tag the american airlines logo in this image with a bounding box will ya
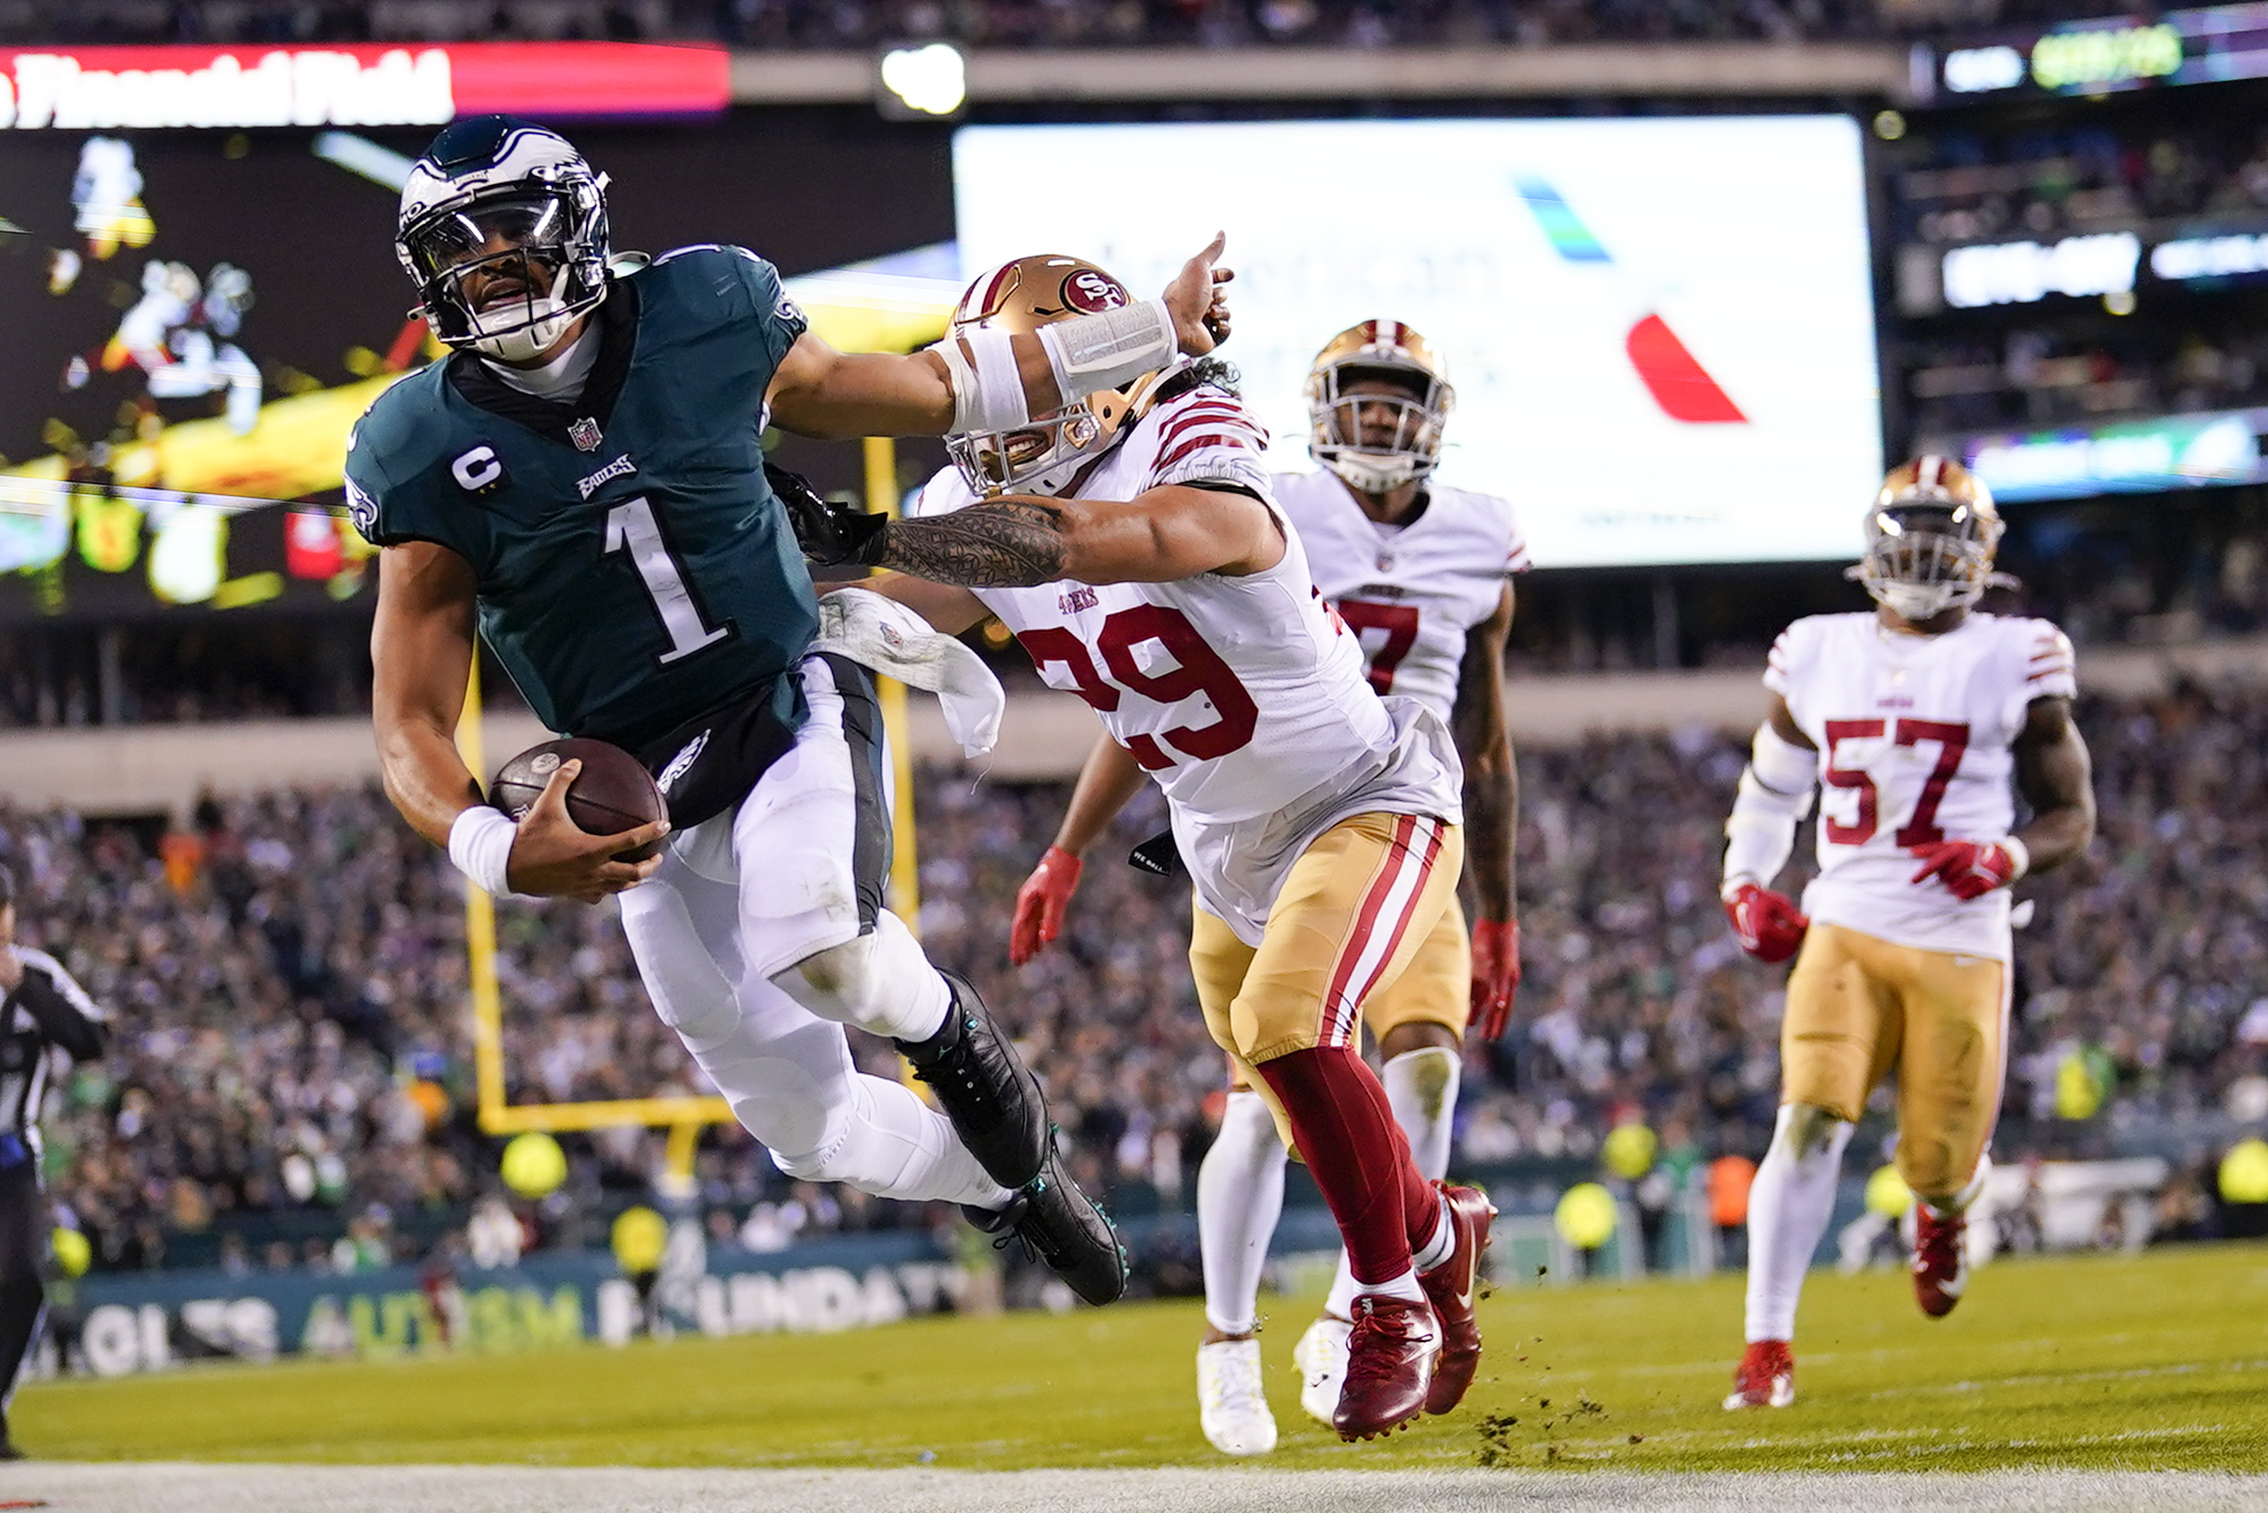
[1514,177,1748,424]
[0,47,451,130]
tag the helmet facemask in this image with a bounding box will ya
[947,396,1117,498]
[1857,502,2000,621]
[1308,362,1452,495]
[399,174,609,363]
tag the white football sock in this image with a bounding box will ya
[1411,1190,1455,1273]
[1354,1267,1427,1306]
[782,1073,1013,1209]
[1319,1045,1461,1314]
[771,910,952,1043]
[1197,1089,1287,1336]
[1744,1104,1854,1344]
[1381,1045,1460,1180]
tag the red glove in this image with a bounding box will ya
[1469,918,1522,1041]
[1909,839,2023,901]
[1008,845,1083,966]
[1724,882,1809,964]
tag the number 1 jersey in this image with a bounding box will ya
[345,245,815,751]
[912,380,1464,944]
[1768,611,2077,960]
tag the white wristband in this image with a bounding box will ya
[1037,296,1174,404]
[2001,835,2030,881]
[448,805,517,897]
[941,325,1030,434]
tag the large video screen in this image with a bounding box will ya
[954,117,1885,569]
[0,111,952,621]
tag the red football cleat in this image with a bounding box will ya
[1913,1204,1969,1318]
[1723,1339,1795,1409]
[1417,1182,1496,1415]
[1332,1293,1439,1442]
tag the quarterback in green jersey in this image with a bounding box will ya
[357,116,1233,1308]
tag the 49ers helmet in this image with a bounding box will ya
[1305,319,1455,494]
[943,254,1171,497]
[1854,455,2008,621]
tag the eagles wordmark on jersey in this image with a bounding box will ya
[347,243,815,753]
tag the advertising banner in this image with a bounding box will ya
[955,117,1885,568]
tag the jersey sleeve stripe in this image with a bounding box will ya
[1157,413,1265,451]
[1156,430,1263,471]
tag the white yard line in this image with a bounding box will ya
[4,1464,2267,1513]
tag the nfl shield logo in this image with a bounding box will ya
[569,417,602,452]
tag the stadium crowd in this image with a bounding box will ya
[7,675,2267,1271]
[0,0,2159,48]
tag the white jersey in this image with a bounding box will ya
[1273,469,1528,724]
[914,382,1463,944]
[1767,611,2077,960]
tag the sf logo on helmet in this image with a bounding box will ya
[1063,270,1128,313]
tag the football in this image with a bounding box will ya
[490,737,669,863]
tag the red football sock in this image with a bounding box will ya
[1255,1045,1435,1285]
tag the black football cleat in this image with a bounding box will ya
[965,1143,1130,1307]
[897,971,1048,1190]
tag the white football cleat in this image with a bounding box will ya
[1197,1338,1278,1456]
[1292,1314,1353,1426]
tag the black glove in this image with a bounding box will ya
[766,461,889,567]
[1128,829,1185,879]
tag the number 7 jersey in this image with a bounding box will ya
[912,380,1464,944]
[1768,610,2077,960]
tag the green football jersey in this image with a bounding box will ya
[346,245,816,751]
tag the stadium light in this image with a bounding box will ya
[877,42,966,120]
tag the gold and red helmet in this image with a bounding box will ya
[943,253,1170,497]
[1304,319,1455,494]
[1856,454,2007,620]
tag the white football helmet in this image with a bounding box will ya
[1305,319,1455,494]
[1854,455,2009,622]
[395,115,611,363]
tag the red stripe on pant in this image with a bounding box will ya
[1321,816,1441,1046]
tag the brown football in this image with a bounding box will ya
[490,738,669,863]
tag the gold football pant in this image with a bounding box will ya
[1192,812,1462,1147]
[1781,921,2010,1199]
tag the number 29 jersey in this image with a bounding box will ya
[912,381,1464,945]
[1272,469,1528,724]
[1767,611,2077,961]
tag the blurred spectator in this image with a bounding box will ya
[6,678,2268,1266]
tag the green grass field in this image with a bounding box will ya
[16,1244,2268,1473]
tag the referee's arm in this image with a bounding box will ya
[7,953,105,1063]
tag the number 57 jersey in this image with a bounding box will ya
[912,381,1464,944]
[1769,611,2077,961]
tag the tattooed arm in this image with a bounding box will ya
[870,485,1283,588]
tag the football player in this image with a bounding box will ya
[1203,320,1526,1448]
[1719,457,2095,1409]
[799,255,1497,1445]
[1004,320,1525,1452]
[358,118,1229,1310]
